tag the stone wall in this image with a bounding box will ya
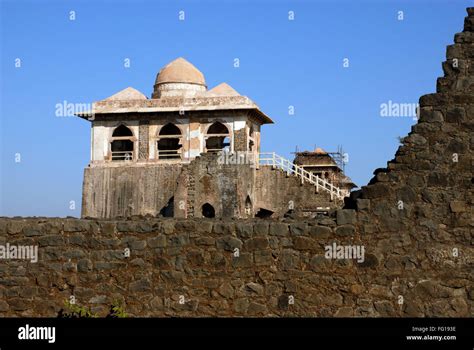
[83,153,337,219]
[255,167,340,216]
[82,165,182,218]
[0,213,471,317]
[176,153,256,218]
[0,7,472,318]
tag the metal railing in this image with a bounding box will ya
[111,151,133,161]
[257,152,345,201]
[157,150,182,159]
[206,146,231,154]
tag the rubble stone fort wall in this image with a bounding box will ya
[0,8,472,317]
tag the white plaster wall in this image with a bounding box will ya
[91,120,139,162]
[90,113,254,163]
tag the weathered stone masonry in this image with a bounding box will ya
[0,8,472,317]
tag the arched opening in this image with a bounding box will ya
[255,208,274,219]
[159,196,174,217]
[202,203,215,218]
[206,122,230,153]
[111,124,134,161]
[158,123,182,159]
[113,124,133,137]
[245,195,252,216]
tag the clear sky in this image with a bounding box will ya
[0,0,471,217]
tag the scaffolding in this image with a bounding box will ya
[328,145,347,174]
[293,144,347,174]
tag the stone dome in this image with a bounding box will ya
[152,58,207,98]
[155,57,206,86]
[104,87,147,101]
[208,83,240,96]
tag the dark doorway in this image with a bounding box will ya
[202,203,215,218]
[160,197,174,217]
[255,208,274,218]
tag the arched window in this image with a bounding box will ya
[157,123,182,159]
[245,195,252,216]
[205,122,230,153]
[112,124,133,137]
[111,124,134,161]
[202,203,215,218]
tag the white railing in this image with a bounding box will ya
[111,151,133,161]
[157,150,182,159]
[257,152,345,201]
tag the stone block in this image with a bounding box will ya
[63,220,90,232]
[245,282,264,295]
[38,235,64,247]
[289,223,307,236]
[335,225,356,236]
[147,235,167,248]
[244,237,269,251]
[216,236,242,251]
[293,236,317,250]
[129,279,152,293]
[269,223,289,236]
[308,225,332,238]
[232,253,253,268]
[236,223,253,238]
[450,200,466,212]
[247,302,267,315]
[254,250,273,266]
[446,106,466,123]
[253,222,269,236]
[336,209,356,225]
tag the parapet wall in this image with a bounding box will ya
[0,213,471,317]
[0,7,473,318]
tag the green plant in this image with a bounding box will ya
[59,300,97,318]
[108,300,127,318]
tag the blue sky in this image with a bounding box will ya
[0,0,471,217]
